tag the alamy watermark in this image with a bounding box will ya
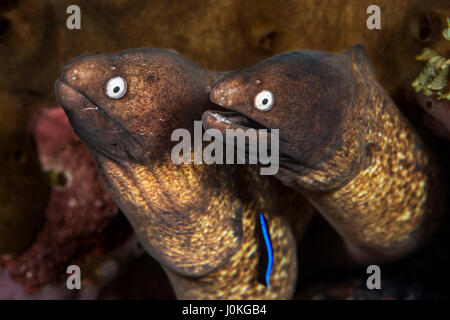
[171,121,279,175]
[66,5,81,30]
[65,5,379,31]
[366,264,381,290]
[66,264,81,290]
[366,5,381,30]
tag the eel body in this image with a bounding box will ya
[55,48,314,299]
[206,44,445,263]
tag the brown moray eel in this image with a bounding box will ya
[55,48,314,299]
[206,44,445,263]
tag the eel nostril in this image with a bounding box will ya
[425,100,434,110]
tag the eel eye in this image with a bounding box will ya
[106,76,127,99]
[254,90,274,111]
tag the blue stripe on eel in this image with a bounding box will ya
[259,213,273,288]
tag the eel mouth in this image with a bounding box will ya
[55,78,134,161]
[202,110,305,169]
[202,111,271,138]
[202,110,286,163]
[202,110,269,133]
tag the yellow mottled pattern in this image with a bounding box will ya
[94,152,313,299]
[302,62,441,258]
[96,155,243,275]
[318,100,430,250]
[166,198,299,300]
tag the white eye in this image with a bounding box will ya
[106,76,127,99]
[254,90,274,111]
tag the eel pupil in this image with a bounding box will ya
[257,213,273,288]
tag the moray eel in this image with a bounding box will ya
[206,44,444,263]
[55,48,314,299]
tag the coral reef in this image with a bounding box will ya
[1,108,132,292]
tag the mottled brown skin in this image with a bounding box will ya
[207,45,444,263]
[55,48,314,299]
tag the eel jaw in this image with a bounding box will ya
[202,110,268,132]
[55,78,133,162]
[202,111,312,174]
[202,110,291,163]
